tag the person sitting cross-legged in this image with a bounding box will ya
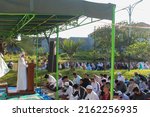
[44,74,56,91]
[91,78,101,96]
[115,80,127,93]
[70,84,87,100]
[126,79,139,96]
[80,73,91,88]
[100,82,110,100]
[139,79,148,92]
[60,82,73,100]
[130,87,146,100]
[117,72,125,82]
[62,75,74,87]
[72,72,82,85]
[116,91,129,100]
[85,85,99,100]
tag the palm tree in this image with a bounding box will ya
[60,39,83,63]
[1,35,35,55]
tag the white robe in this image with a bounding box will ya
[0,53,9,78]
[17,57,28,91]
[85,91,99,100]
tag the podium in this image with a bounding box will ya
[27,63,35,93]
[8,63,35,96]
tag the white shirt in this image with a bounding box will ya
[73,75,82,85]
[58,78,63,87]
[99,63,103,67]
[59,64,62,69]
[94,75,102,85]
[117,75,125,82]
[121,94,129,100]
[64,86,73,99]
[139,81,148,91]
[91,82,101,95]
[85,91,99,100]
[47,75,56,87]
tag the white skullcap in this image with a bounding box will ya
[86,85,93,90]
[64,82,69,86]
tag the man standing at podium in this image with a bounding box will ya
[17,52,28,91]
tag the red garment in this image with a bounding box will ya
[101,93,110,100]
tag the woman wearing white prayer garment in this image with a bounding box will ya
[17,52,28,91]
[0,53,9,78]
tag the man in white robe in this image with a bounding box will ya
[117,72,125,82]
[85,85,99,100]
[17,52,28,91]
[0,53,9,78]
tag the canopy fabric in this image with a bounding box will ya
[0,15,77,36]
[0,0,114,20]
[0,0,115,37]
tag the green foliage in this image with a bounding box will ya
[73,51,101,62]
[38,47,45,56]
[60,39,83,61]
[93,25,111,60]
[59,53,69,60]
[17,35,35,55]
[4,54,36,63]
[74,51,92,60]
[0,70,17,86]
[91,22,150,62]
[125,41,150,61]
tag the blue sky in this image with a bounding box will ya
[51,0,149,38]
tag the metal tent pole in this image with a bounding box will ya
[110,5,116,100]
[36,33,39,87]
[56,26,59,100]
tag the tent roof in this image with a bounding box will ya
[0,0,115,37]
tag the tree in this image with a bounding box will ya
[125,41,150,61]
[17,35,35,55]
[60,39,83,62]
[0,36,19,54]
[1,35,35,55]
[91,21,150,65]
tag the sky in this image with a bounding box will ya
[51,0,150,38]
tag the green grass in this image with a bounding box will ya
[0,70,17,86]
[0,69,150,87]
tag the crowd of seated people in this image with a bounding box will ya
[44,72,150,100]
[58,62,150,70]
